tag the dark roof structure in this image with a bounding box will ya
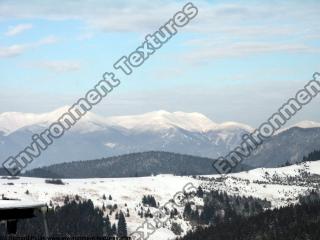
[0,199,48,236]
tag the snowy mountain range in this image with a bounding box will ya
[0,106,254,135]
[0,106,319,169]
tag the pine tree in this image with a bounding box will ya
[184,202,192,218]
[64,196,70,204]
[104,215,112,237]
[75,194,80,201]
[142,195,157,207]
[117,211,127,237]
[197,186,204,198]
[111,223,117,236]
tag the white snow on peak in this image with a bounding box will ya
[213,121,253,132]
[291,120,320,129]
[0,111,43,134]
[107,110,219,132]
[276,120,320,134]
[0,106,107,134]
[2,107,317,135]
[108,111,255,133]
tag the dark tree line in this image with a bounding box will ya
[184,190,270,226]
[302,149,320,162]
[142,195,157,208]
[179,191,320,240]
[24,151,249,178]
[0,198,127,237]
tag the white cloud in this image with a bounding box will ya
[0,1,319,62]
[77,32,94,40]
[33,60,81,73]
[36,36,59,45]
[0,1,319,36]
[5,23,33,36]
[182,41,319,64]
[0,44,26,58]
[0,36,59,58]
[0,0,180,32]
[0,1,318,33]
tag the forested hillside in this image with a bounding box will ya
[303,149,320,162]
[179,191,320,240]
[24,151,250,178]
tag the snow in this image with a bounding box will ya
[291,120,320,129]
[104,142,117,148]
[1,161,320,238]
[107,110,218,132]
[231,160,320,181]
[0,107,253,135]
[1,107,318,140]
[201,160,320,208]
[276,120,320,134]
[148,228,176,240]
[0,174,200,239]
[0,199,46,209]
[212,121,253,132]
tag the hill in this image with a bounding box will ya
[24,151,250,178]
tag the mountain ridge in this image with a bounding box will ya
[23,151,251,178]
[1,107,320,169]
[0,106,254,134]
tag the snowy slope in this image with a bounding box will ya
[1,161,320,239]
[0,174,200,240]
[201,160,320,208]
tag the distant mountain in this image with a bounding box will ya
[24,151,251,178]
[0,168,10,176]
[244,127,320,168]
[0,107,252,168]
[0,106,253,135]
[0,107,319,169]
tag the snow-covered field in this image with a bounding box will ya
[201,160,320,208]
[1,161,320,239]
[0,174,200,239]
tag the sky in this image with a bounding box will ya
[0,0,320,127]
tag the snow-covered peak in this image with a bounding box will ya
[276,120,320,134]
[3,107,317,135]
[42,106,71,119]
[213,121,253,132]
[291,120,320,129]
[0,106,102,134]
[0,111,43,134]
[107,110,218,132]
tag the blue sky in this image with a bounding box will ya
[0,0,320,126]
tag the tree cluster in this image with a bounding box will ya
[0,198,128,238]
[142,195,157,208]
[179,192,320,240]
